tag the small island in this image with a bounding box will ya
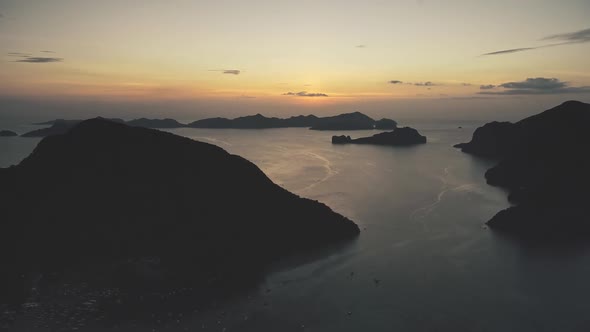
[455,100,590,239]
[332,127,427,146]
[0,130,18,137]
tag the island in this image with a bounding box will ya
[125,118,186,128]
[24,112,399,137]
[1,118,359,310]
[189,111,396,130]
[308,112,378,130]
[455,100,590,239]
[21,119,80,137]
[23,118,129,137]
[375,118,398,129]
[188,113,315,129]
[33,118,125,126]
[0,130,18,137]
[332,127,427,146]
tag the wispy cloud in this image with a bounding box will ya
[481,27,590,56]
[7,52,32,57]
[209,69,241,75]
[542,28,590,43]
[16,57,63,63]
[478,77,590,95]
[480,84,496,90]
[482,47,536,56]
[388,80,441,86]
[414,81,436,86]
[8,51,64,64]
[356,44,366,48]
[40,50,55,54]
[499,77,566,90]
[283,91,328,97]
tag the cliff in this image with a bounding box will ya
[455,100,590,239]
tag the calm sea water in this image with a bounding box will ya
[2,122,590,331]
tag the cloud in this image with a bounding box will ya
[482,27,590,56]
[499,77,566,90]
[8,51,63,63]
[478,77,590,95]
[356,45,366,48]
[480,84,496,90]
[388,80,403,84]
[482,47,536,56]
[7,52,32,57]
[283,91,328,97]
[15,57,63,63]
[40,50,55,53]
[461,83,472,86]
[414,81,435,86]
[542,27,590,44]
[209,69,241,75]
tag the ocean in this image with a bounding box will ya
[2,121,590,331]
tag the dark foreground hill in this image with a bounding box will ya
[0,119,359,311]
[455,100,590,240]
[332,127,427,146]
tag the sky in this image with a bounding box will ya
[0,0,589,122]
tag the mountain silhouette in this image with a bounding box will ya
[455,100,590,240]
[23,112,398,137]
[187,112,396,130]
[1,119,359,308]
[332,127,427,146]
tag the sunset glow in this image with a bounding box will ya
[0,0,589,120]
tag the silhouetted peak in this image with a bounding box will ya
[559,100,586,107]
[0,130,18,137]
[456,100,590,239]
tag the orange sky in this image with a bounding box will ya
[0,0,589,118]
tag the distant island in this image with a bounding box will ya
[189,111,397,130]
[23,118,180,137]
[1,118,359,309]
[126,118,186,128]
[0,130,18,137]
[24,112,398,137]
[332,127,427,146]
[455,100,590,239]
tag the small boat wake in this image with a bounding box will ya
[410,167,479,229]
